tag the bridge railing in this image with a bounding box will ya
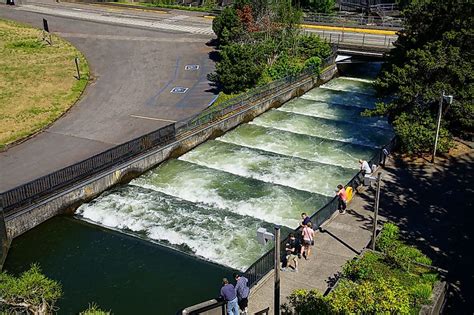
[0,53,336,216]
[303,13,402,29]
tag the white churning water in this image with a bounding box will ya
[76,76,393,270]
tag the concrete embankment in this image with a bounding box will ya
[4,64,338,240]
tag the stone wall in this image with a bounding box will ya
[5,64,338,239]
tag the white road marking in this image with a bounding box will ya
[17,5,214,36]
[130,115,177,123]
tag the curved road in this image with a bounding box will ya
[0,3,216,192]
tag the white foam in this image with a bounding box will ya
[76,187,272,270]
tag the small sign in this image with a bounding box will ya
[43,19,49,33]
[184,65,200,71]
[170,87,188,94]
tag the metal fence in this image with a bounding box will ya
[303,13,403,29]
[1,124,176,215]
[0,55,336,216]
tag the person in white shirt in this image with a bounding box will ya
[359,159,372,175]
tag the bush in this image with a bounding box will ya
[342,251,380,281]
[393,110,453,154]
[327,277,411,314]
[286,289,330,314]
[386,242,432,272]
[410,282,433,306]
[376,222,399,252]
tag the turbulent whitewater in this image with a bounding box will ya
[77,75,394,270]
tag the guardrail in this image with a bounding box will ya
[0,54,336,216]
[303,13,402,29]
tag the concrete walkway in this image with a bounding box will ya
[248,178,384,313]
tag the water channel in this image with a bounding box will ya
[4,63,392,314]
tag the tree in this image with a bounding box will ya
[212,43,265,93]
[300,0,335,13]
[366,0,473,153]
[212,7,243,46]
[0,264,62,314]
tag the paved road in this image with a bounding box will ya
[0,4,216,192]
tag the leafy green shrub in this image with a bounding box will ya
[393,111,453,154]
[342,251,380,281]
[304,56,321,74]
[421,272,438,284]
[328,277,410,314]
[376,222,399,252]
[410,283,433,306]
[287,289,330,314]
[386,242,432,272]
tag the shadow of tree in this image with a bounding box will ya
[376,152,474,313]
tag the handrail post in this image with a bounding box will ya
[274,226,281,315]
[371,173,382,250]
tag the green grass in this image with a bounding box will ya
[0,19,90,149]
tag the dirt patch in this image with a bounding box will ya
[0,19,89,150]
[397,140,473,166]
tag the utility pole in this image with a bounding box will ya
[371,172,382,250]
[274,226,281,315]
[431,92,444,164]
[432,92,453,164]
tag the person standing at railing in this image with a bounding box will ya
[220,278,239,315]
[301,222,315,260]
[359,159,372,175]
[233,273,249,315]
[300,212,311,228]
[336,184,348,215]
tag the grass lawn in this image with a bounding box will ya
[0,19,89,150]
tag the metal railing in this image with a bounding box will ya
[1,124,176,215]
[0,54,336,216]
[303,13,402,29]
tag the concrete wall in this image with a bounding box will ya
[0,210,9,270]
[5,65,338,239]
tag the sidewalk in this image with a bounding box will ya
[248,178,384,313]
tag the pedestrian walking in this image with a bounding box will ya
[301,222,315,260]
[336,184,348,214]
[220,278,239,315]
[234,273,249,314]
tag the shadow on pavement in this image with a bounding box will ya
[377,152,474,313]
